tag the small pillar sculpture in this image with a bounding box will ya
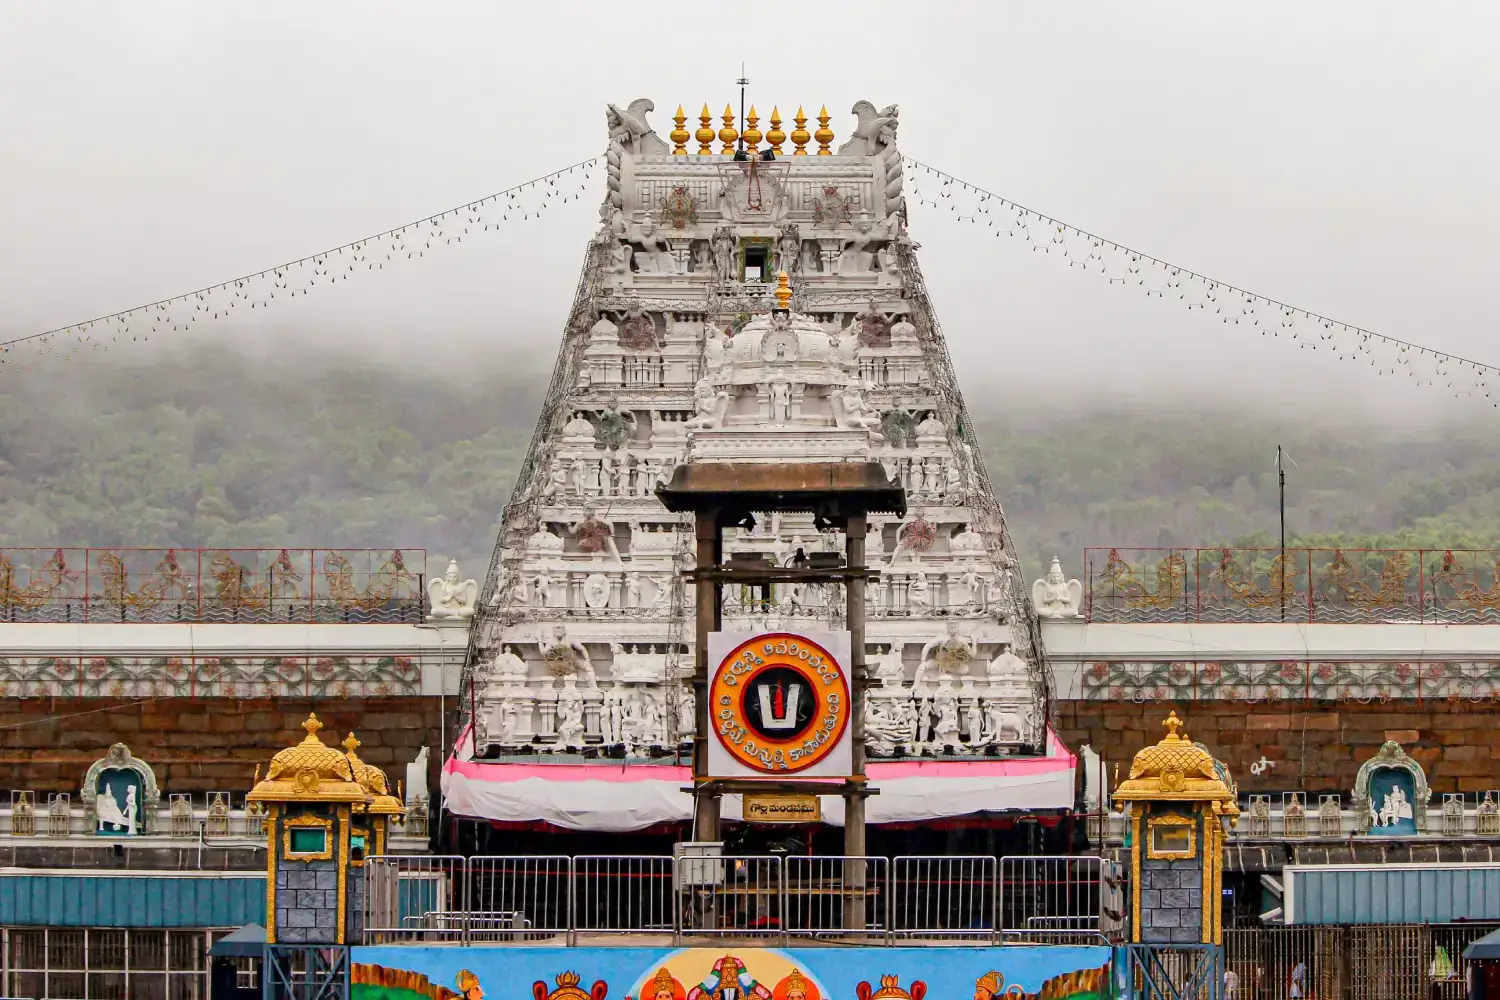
[247,714,371,945]
[1113,712,1239,946]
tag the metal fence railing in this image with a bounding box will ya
[360,853,1120,946]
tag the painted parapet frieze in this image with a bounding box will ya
[468,98,1044,757]
[348,948,1112,1000]
[0,653,421,697]
[1075,658,1500,703]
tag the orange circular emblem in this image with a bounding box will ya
[710,632,850,774]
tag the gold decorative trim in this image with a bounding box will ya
[1146,812,1198,860]
[336,805,349,944]
[1130,809,1142,942]
[282,813,334,861]
[265,804,279,942]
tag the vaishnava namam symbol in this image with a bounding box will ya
[757,678,802,730]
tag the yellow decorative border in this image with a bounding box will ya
[283,813,334,861]
[1145,812,1198,860]
[265,804,279,942]
[336,804,349,944]
[1130,808,1142,942]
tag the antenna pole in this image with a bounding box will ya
[737,64,749,153]
[1278,445,1287,622]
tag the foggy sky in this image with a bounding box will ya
[2,2,1497,419]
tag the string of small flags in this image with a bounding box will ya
[0,156,600,371]
[905,157,1499,405]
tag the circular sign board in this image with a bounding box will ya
[710,631,851,774]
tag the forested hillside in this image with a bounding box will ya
[1,348,1494,579]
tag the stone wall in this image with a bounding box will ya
[1058,699,1499,795]
[1138,856,1203,944]
[0,696,451,797]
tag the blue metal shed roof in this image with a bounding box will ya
[1287,864,1500,925]
[0,872,266,928]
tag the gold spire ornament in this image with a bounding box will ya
[696,104,716,155]
[719,104,739,154]
[742,106,762,152]
[814,105,834,155]
[670,105,690,155]
[774,270,793,311]
[767,107,786,155]
[791,106,810,155]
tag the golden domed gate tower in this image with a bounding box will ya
[1113,712,1239,1000]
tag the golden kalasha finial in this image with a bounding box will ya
[1163,711,1185,740]
[719,104,739,154]
[742,105,762,152]
[791,106,810,155]
[774,270,793,310]
[814,105,834,155]
[696,104,716,155]
[343,733,361,753]
[767,107,786,155]
[302,714,322,738]
[670,105,690,155]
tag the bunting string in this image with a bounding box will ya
[905,157,1499,404]
[0,156,600,371]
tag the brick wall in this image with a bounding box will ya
[1057,700,1500,795]
[0,697,451,797]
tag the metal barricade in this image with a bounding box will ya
[891,855,996,942]
[363,855,467,944]
[676,855,784,939]
[573,856,676,939]
[999,855,1109,934]
[466,855,571,942]
[784,856,888,941]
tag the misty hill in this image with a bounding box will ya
[1,347,1495,579]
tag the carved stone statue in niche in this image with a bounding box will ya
[832,378,879,430]
[775,224,802,276]
[913,622,976,688]
[555,688,585,749]
[853,298,891,348]
[540,624,597,687]
[703,322,729,372]
[618,303,660,350]
[799,241,821,274]
[629,217,677,274]
[768,375,792,426]
[838,232,875,276]
[569,503,621,562]
[691,240,712,273]
[684,377,726,430]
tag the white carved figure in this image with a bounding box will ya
[532,572,552,608]
[873,644,906,688]
[555,689,586,749]
[951,524,986,555]
[768,375,792,426]
[652,575,672,610]
[944,464,963,500]
[600,685,622,743]
[541,461,569,500]
[496,700,520,744]
[908,572,931,609]
[569,503,621,562]
[606,98,669,156]
[914,622,976,687]
[684,378,725,430]
[838,100,900,156]
[915,411,946,443]
[703,323,728,372]
[1080,744,1109,814]
[677,685,695,738]
[630,217,678,274]
[96,783,138,836]
[957,566,981,605]
[583,573,612,609]
[960,698,982,744]
[1032,557,1084,619]
[986,643,1030,687]
[491,646,529,687]
[626,574,642,609]
[834,378,879,431]
[427,559,479,619]
[529,526,564,554]
[540,624,596,687]
[1376,784,1414,827]
[932,690,962,745]
[838,231,874,275]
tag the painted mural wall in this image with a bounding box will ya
[350,947,1112,1000]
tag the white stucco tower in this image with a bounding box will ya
[461,99,1048,763]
